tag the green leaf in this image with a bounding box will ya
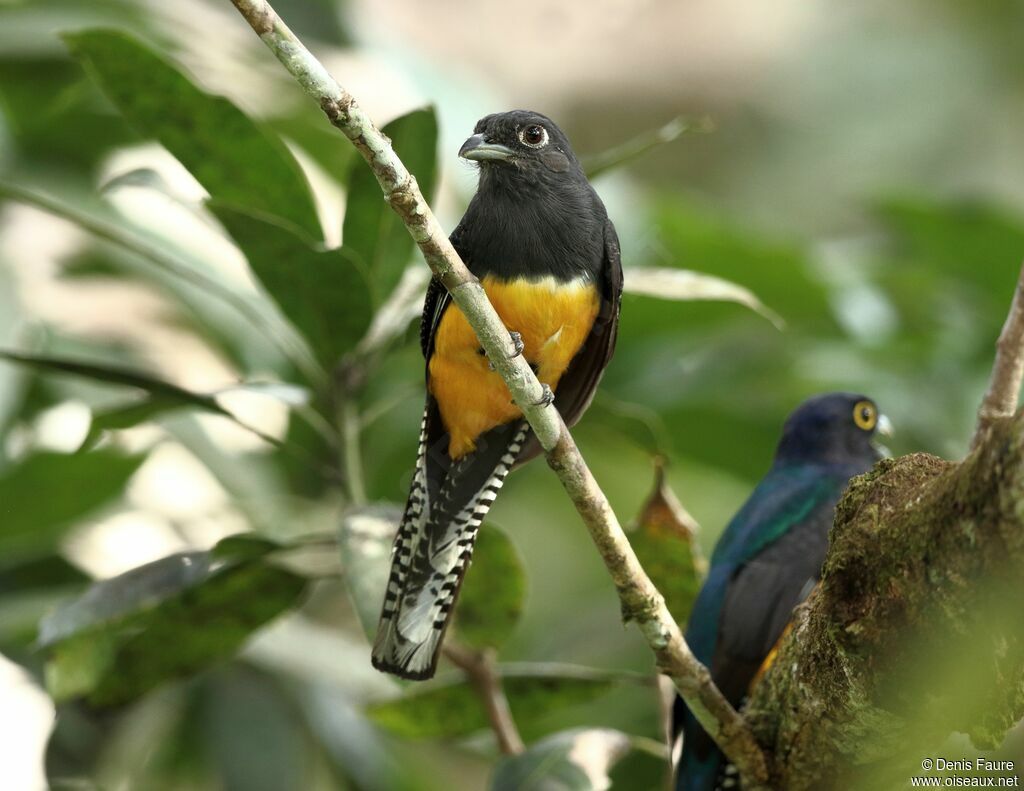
[268,115,357,184]
[39,534,306,706]
[0,348,228,413]
[296,680,429,791]
[0,180,294,372]
[585,393,668,456]
[871,197,1024,354]
[366,672,619,740]
[0,180,313,378]
[628,461,705,625]
[212,533,286,563]
[491,728,632,791]
[0,56,136,173]
[63,28,322,240]
[651,199,834,331]
[338,503,403,641]
[456,524,527,649]
[623,266,784,330]
[0,553,89,598]
[83,395,192,449]
[343,108,438,302]
[211,203,374,369]
[608,744,671,791]
[0,349,283,448]
[202,669,312,791]
[0,450,146,555]
[0,553,89,664]
[873,197,1024,295]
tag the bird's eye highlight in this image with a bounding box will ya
[518,124,548,148]
[853,401,877,431]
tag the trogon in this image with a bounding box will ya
[372,110,623,680]
[674,392,890,790]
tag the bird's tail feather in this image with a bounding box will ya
[371,418,529,680]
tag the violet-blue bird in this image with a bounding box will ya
[674,392,890,790]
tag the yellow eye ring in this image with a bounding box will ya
[853,401,877,431]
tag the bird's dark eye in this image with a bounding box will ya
[518,124,548,148]
[852,401,877,431]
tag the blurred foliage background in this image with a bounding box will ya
[1,0,1023,788]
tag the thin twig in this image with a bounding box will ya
[359,383,419,430]
[443,642,525,755]
[335,358,369,505]
[340,396,367,505]
[545,426,768,784]
[226,2,769,785]
[972,261,1024,450]
[493,661,652,685]
[582,116,713,180]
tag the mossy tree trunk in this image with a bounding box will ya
[745,413,1024,788]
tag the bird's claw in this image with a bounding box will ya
[533,383,554,407]
[484,332,524,371]
[508,331,524,359]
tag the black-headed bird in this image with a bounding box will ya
[674,393,890,790]
[372,111,623,680]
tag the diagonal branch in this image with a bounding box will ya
[225,1,769,785]
[972,261,1024,450]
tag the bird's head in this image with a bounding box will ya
[459,110,582,189]
[775,392,892,467]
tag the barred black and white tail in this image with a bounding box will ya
[371,413,529,680]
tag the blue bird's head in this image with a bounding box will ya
[774,392,891,467]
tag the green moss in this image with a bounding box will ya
[744,420,1024,787]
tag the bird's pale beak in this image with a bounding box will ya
[459,134,515,162]
[872,414,894,459]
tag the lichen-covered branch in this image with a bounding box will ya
[227,0,768,784]
[972,262,1024,450]
[745,416,1024,788]
[546,426,768,784]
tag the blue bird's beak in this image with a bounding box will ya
[459,134,515,162]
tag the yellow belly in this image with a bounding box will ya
[429,274,600,459]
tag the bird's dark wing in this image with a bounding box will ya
[713,496,834,697]
[681,468,839,675]
[711,466,842,566]
[560,217,623,425]
[420,275,448,360]
[675,469,847,787]
[517,217,623,465]
[419,217,472,361]
[708,475,843,704]
[686,539,826,779]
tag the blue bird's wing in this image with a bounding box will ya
[711,464,845,567]
[675,465,853,790]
